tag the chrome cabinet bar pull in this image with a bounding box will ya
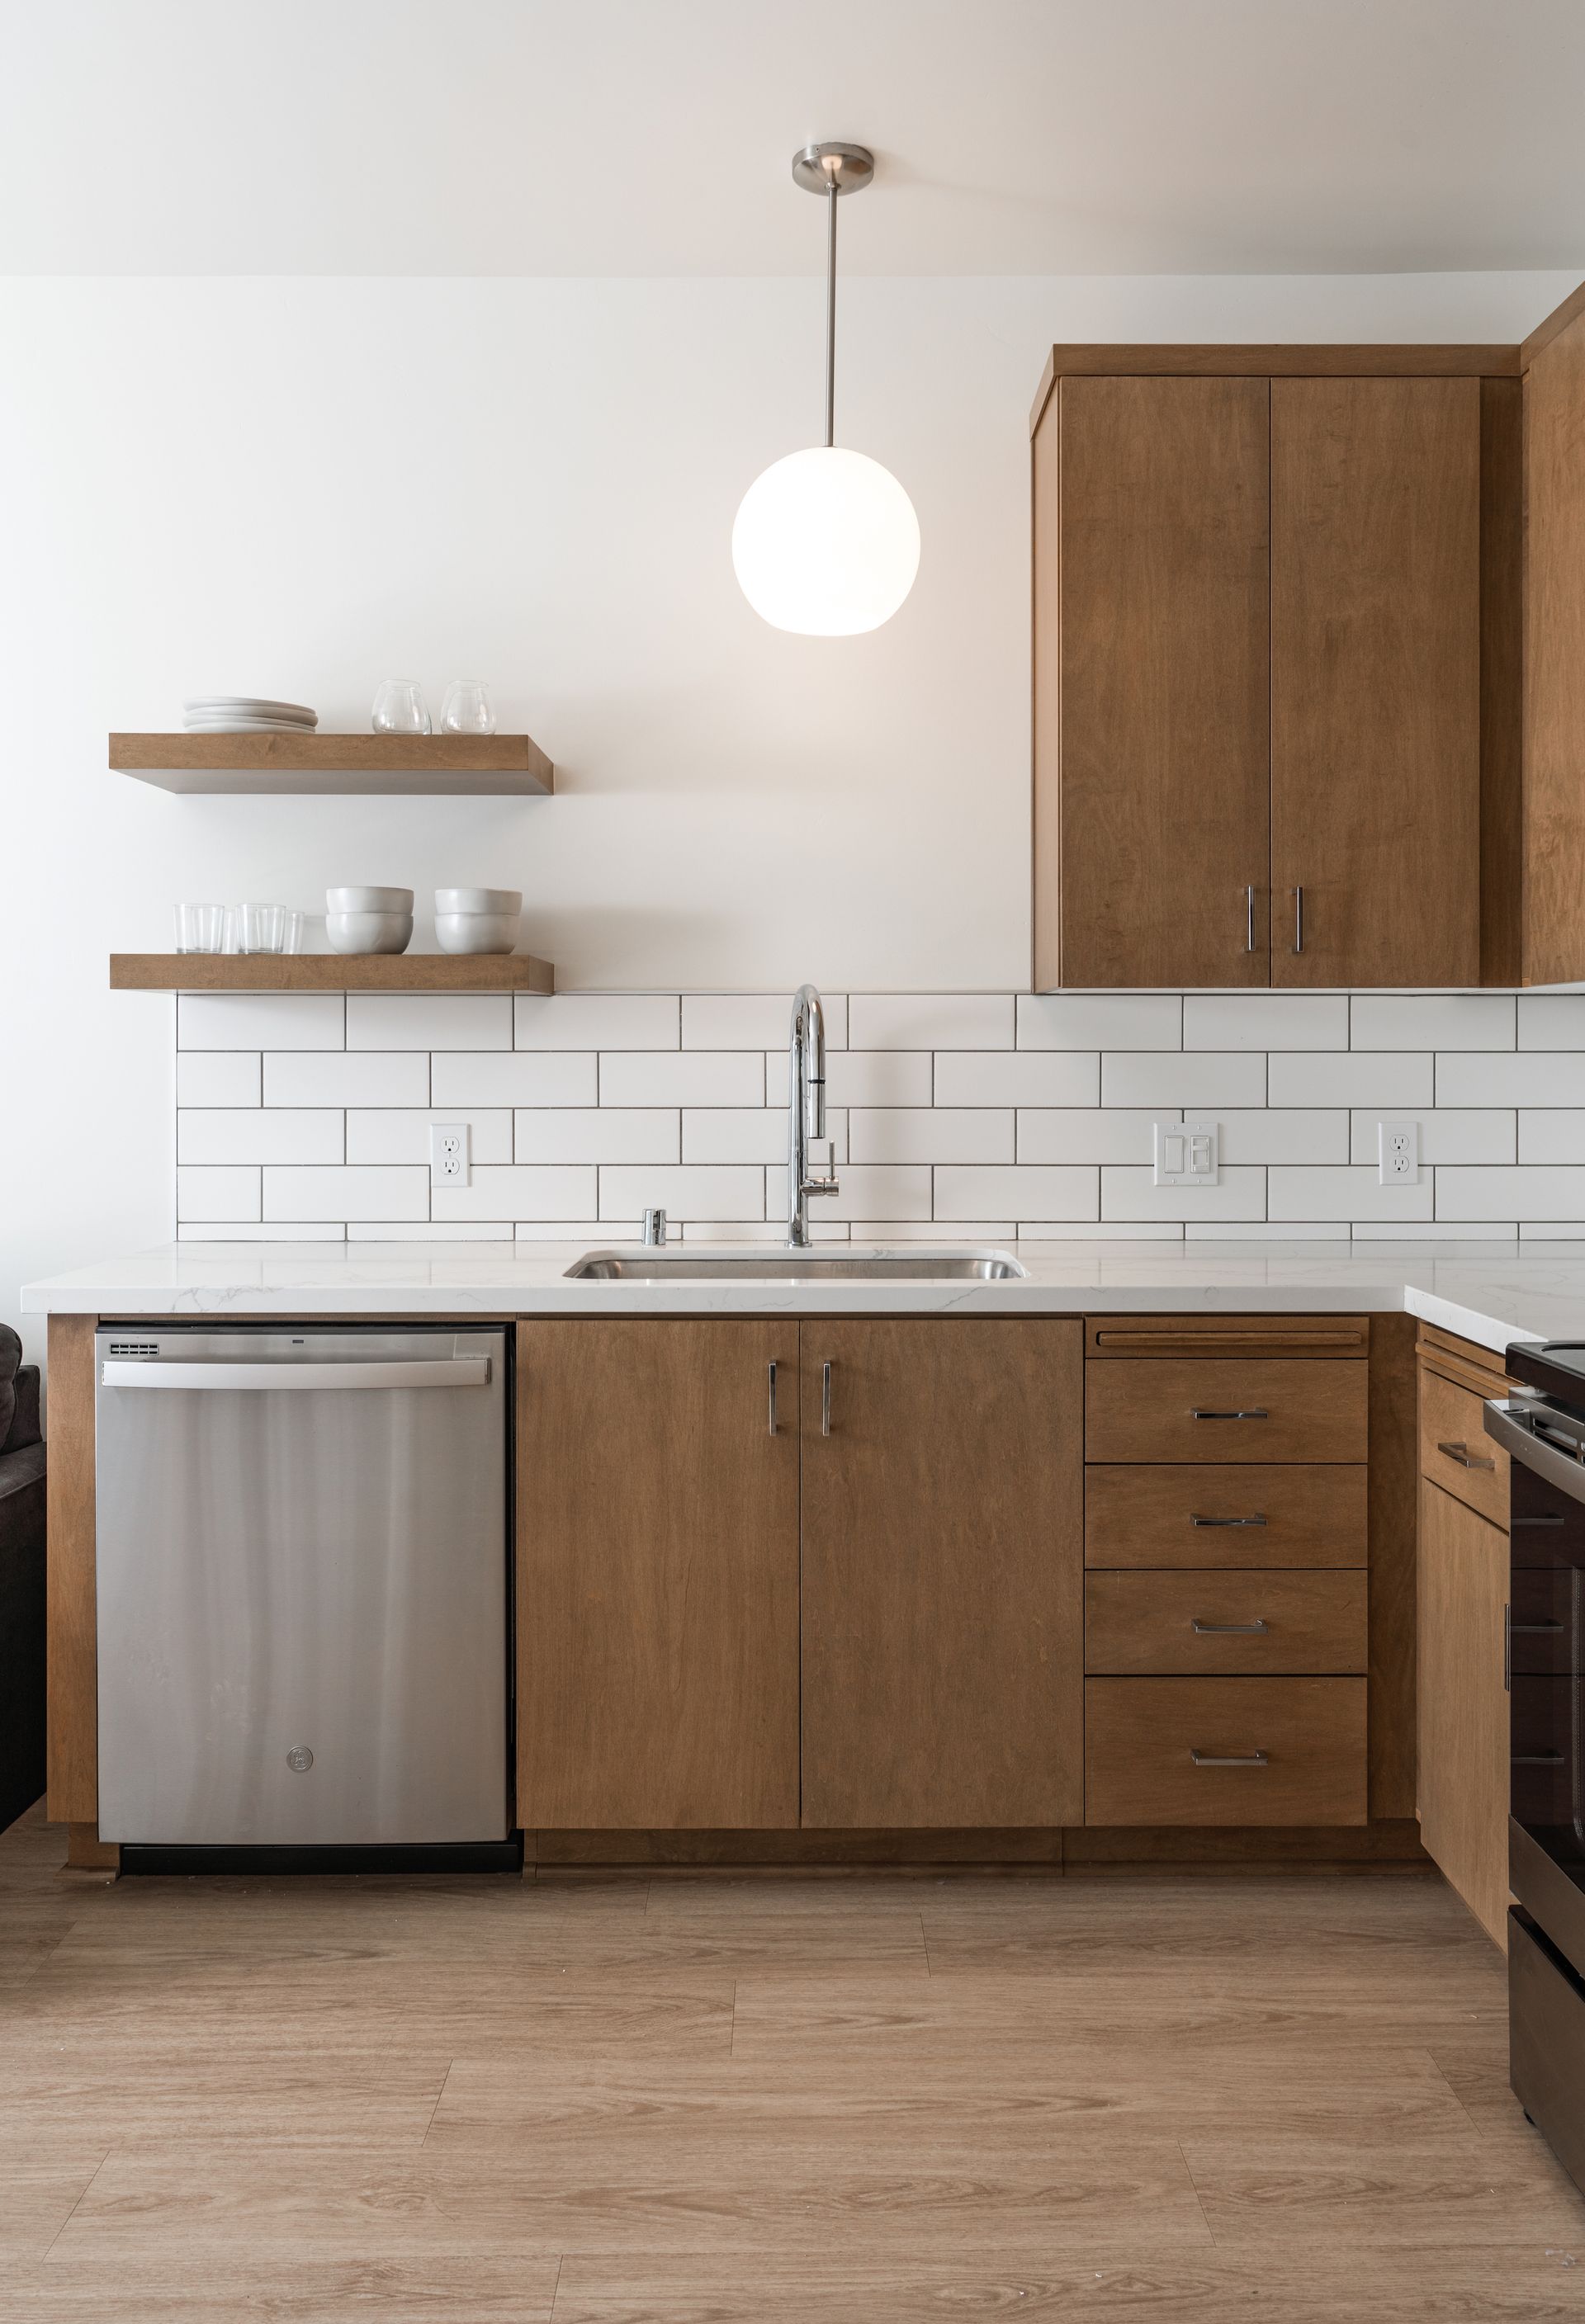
[1190,1749,1268,1769]
[821,1360,832,1437]
[1505,1603,1512,1693]
[1191,1618,1269,1635]
[1190,1408,1268,1421]
[1512,1618,1566,1633]
[1190,1513,1268,1528]
[1513,1750,1568,1766]
[1246,885,1256,952]
[1294,886,1304,952]
[1437,1438,1495,1471]
[768,1360,778,1437]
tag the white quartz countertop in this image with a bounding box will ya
[21,1239,1585,1358]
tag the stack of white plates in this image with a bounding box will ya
[182,697,319,734]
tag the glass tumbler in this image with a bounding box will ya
[441,680,496,736]
[371,679,432,736]
[279,910,306,956]
[237,904,286,955]
[173,903,226,954]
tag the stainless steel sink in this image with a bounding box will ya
[565,1247,1026,1282]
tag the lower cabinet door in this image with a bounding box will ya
[800,1319,1085,1828]
[1085,1675,1368,1825]
[1417,1476,1510,1945]
[516,1320,800,1830]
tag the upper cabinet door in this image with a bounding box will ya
[1270,378,1481,987]
[1037,374,1270,990]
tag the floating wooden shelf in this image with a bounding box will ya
[109,732,554,796]
[111,954,555,994]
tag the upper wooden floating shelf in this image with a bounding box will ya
[111,954,555,994]
[108,732,554,797]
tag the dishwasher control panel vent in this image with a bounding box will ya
[106,1342,160,1358]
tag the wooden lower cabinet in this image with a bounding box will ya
[800,1319,1085,1827]
[1417,1475,1510,1947]
[515,1320,800,1829]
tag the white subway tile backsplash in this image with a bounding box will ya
[777,1164,931,1222]
[602,1164,764,1222]
[1184,994,1348,1051]
[179,994,343,1050]
[1018,994,1180,1051]
[517,994,679,1050]
[1518,995,1585,1050]
[1351,994,1516,1051]
[1217,1110,1348,1164]
[179,1110,343,1165]
[178,1221,343,1241]
[684,994,847,1049]
[683,1108,793,1165]
[1018,1109,1164,1164]
[515,1108,679,1164]
[1437,1166,1585,1222]
[604,1052,763,1107]
[821,1051,935,1107]
[849,1108,1014,1164]
[1268,1053,1435,1108]
[1186,1221,1349,1240]
[263,1165,428,1222]
[1101,1053,1266,1108]
[1101,1165,1266,1221]
[1267,1166,1434,1223]
[347,1110,513,1165]
[850,995,1014,1050]
[1350,1109,1516,1164]
[436,1167,597,1222]
[177,1165,261,1221]
[1436,1053,1585,1107]
[348,994,512,1051]
[433,1053,598,1108]
[266,1051,431,1108]
[177,1052,261,1107]
[934,1166,1098,1221]
[347,1221,517,1242]
[934,1051,1099,1107]
[846,1220,1019,1243]
[1520,1112,1585,1164]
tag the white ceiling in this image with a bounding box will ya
[4,0,1583,276]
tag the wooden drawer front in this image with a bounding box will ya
[1085,1360,1367,1464]
[1417,1325,1512,1399]
[1419,1363,1508,1528]
[1086,1314,1370,1360]
[1085,1676,1368,1826]
[1085,1570,1367,1676]
[1085,1462,1367,1568]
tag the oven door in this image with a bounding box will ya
[1486,1398,1585,1977]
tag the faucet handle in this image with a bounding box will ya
[804,1141,839,1195]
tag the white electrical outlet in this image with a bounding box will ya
[1153,1117,1219,1188]
[429,1122,470,1188]
[1377,1118,1419,1185]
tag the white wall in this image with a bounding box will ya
[1,268,1575,1356]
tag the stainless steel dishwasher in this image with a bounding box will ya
[94,1325,510,1846]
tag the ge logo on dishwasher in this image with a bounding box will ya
[286,1746,314,1774]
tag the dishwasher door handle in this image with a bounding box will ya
[100,1358,492,1391]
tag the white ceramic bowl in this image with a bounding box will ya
[435,910,518,956]
[327,910,414,956]
[434,886,521,915]
[326,885,414,913]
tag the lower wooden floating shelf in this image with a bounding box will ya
[110,953,555,994]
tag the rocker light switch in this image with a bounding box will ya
[1153,1117,1219,1189]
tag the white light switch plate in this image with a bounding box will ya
[429,1122,470,1187]
[1153,1117,1219,1188]
[1378,1118,1420,1184]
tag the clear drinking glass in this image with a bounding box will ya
[279,910,306,956]
[371,679,432,736]
[237,904,286,955]
[441,680,496,736]
[173,903,225,954]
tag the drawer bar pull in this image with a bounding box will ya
[1191,1618,1269,1635]
[1512,1618,1566,1634]
[821,1360,832,1438]
[1513,1750,1567,1766]
[1191,1407,1269,1421]
[768,1360,778,1436]
[1190,1513,1267,1528]
[1190,1748,1269,1769]
[1437,1438,1496,1471]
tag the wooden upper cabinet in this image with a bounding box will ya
[515,1320,799,1830]
[1269,377,1482,987]
[800,1319,1084,1828]
[1522,293,1585,985]
[1035,374,1270,989]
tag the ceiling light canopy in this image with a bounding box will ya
[732,143,920,638]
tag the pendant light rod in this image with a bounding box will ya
[792,144,875,455]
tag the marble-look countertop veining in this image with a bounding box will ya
[21,1239,1585,1358]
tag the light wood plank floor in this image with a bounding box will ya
[2,1805,1584,2319]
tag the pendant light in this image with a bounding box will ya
[732,142,920,636]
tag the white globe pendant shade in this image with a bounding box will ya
[732,445,920,636]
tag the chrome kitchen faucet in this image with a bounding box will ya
[788,983,839,1245]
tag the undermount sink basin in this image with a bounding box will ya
[565,1246,1027,1282]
